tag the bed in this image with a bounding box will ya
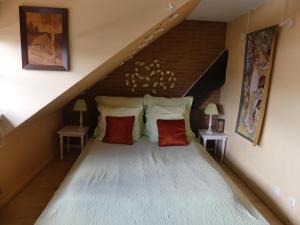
[35,137,268,225]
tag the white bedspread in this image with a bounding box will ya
[35,138,268,225]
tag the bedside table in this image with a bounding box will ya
[198,130,228,162]
[58,126,89,160]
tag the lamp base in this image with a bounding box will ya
[206,115,213,135]
[206,130,213,134]
[79,111,83,128]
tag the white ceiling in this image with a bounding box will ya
[187,0,269,22]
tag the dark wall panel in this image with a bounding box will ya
[64,20,227,133]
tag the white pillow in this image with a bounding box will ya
[145,105,186,142]
[93,115,101,137]
[95,96,144,136]
[95,96,144,107]
[144,94,195,139]
[96,106,143,142]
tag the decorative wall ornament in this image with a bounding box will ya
[236,25,278,146]
[124,59,176,95]
[19,6,69,71]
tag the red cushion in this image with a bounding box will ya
[103,116,135,145]
[157,119,188,147]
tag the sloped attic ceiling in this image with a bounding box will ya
[0,0,200,135]
[188,0,269,21]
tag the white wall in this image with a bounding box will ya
[220,0,300,223]
[0,0,199,134]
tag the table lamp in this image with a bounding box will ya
[204,103,218,134]
[73,99,87,128]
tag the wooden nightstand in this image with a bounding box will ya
[198,130,228,162]
[57,126,89,160]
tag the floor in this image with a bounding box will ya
[219,164,285,225]
[0,149,285,225]
[0,150,78,225]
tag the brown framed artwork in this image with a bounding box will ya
[19,6,69,71]
[235,25,278,146]
[217,119,225,133]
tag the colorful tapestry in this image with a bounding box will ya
[236,26,278,145]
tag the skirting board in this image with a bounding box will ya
[224,160,288,224]
[0,154,57,209]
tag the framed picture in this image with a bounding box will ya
[236,25,278,145]
[217,119,225,133]
[19,6,69,71]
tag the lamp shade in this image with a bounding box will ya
[73,99,87,112]
[204,103,218,115]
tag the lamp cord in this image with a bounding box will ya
[246,9,252,34]
[281,0,289,23]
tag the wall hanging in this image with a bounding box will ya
[217,118,225,133]
[19,6,69,71]
[236,25,278,145]
[124,59,176,95]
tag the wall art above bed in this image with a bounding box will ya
[236,25,278,145]
[124,59,176,95]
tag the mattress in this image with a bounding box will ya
[35,137,268,225]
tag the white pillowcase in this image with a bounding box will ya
[96,106,143,142]
[94,96,144,136]
[95,96,144,108]
[145,105,186,142]
[144,94,195,139]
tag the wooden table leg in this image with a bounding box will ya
[67,137,70,152]
[85,133,88,144]
[203,138,207,148]
[60,135,64,160]
[221,139,226,162]
[214,140,218,156]
[80,135,84,152]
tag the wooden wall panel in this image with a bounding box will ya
[87,20,226,97]
[64,20,227,132]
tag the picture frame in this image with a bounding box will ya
[235,25,278,145]
[217,118,225,133]
[19,6,69,71]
